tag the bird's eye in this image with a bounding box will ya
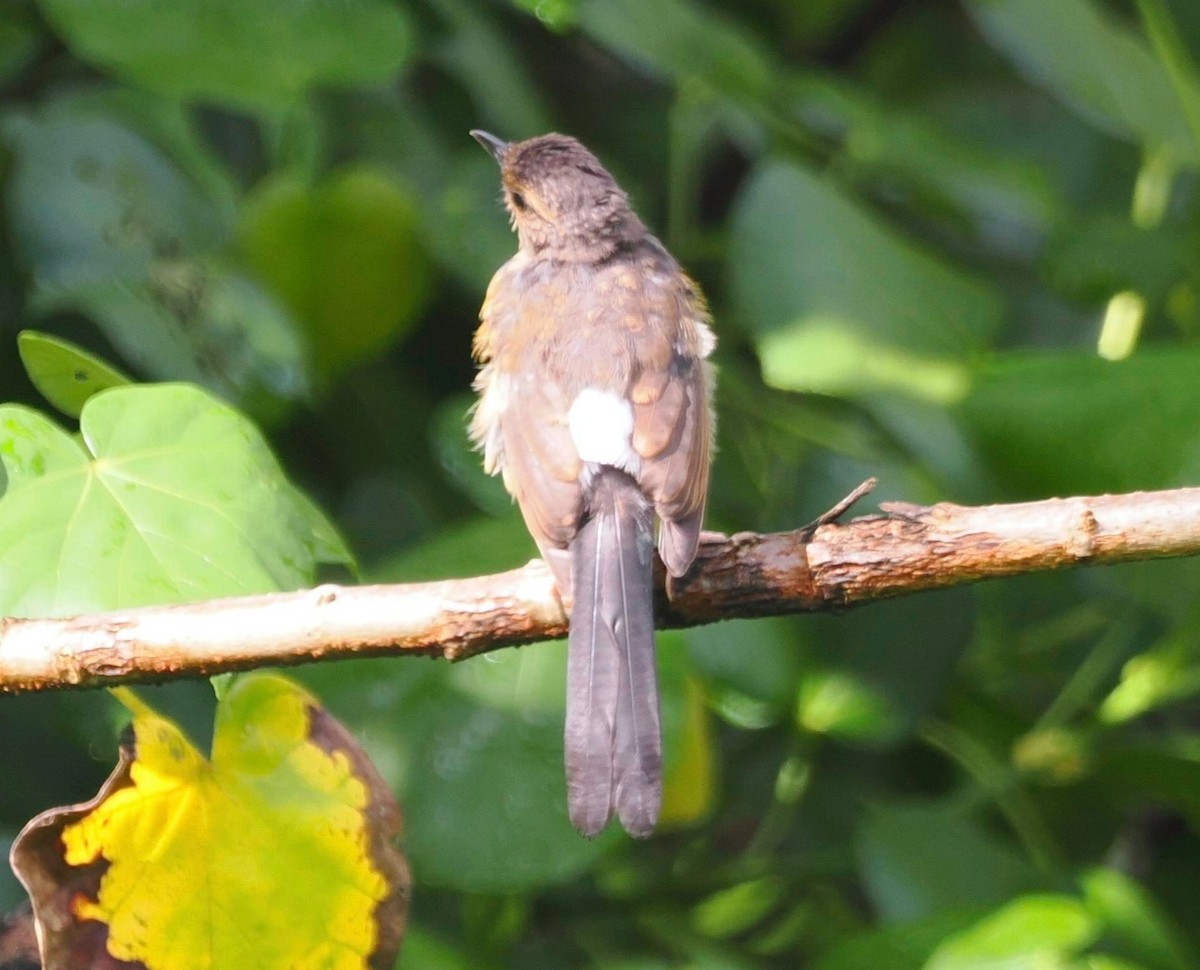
[510,191,528,211]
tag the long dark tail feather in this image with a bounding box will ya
[566,469,660,838]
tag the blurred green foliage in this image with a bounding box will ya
[2,0,1200,967]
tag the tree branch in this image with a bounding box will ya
[3,486,1199,693]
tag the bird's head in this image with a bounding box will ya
[471,130,645,260]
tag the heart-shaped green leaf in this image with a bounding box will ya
[0,383,321,616]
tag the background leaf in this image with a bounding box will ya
[2,0,1200,965]
[36,0,412,107]
[4,101,308,409]
[239,166,430,384]
[16,331,130,419]
[924,894,1097,970]
[729,162,1002,401]
[965,0,1200,160]
[959,350,1200,497]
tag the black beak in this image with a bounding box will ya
[470,129,509,164]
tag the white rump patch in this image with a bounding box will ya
[568,388,636,469]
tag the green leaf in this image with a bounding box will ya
[428,151,530,289]
[693,878,783,939]
[686,617,804,724]
[577,0,1058,249]
[1081,958,1155,970]
[857,800,1044,922]
[959,349,1200,497]
[369,666,616,891]
[428,0,555,137]
[825,91,1060,249]
[290,486,356,571]
[238,167,430,384]
[77,268,310,411]
[5,107,224,288]
[756,326,973,405]
[0,10,38,83]
[0,384,319,616]
[660,672,716,828]
[446,638,567,715]
[36,0,412,107]
[17,331,131,418]
[1042,215,1190,304]
[510,0,575,32]
[50,86,242,218]
[1137,0,1200,158]
[0,407,86,490]
[815,910,986,970]
[729,162,1002,402]
[1082,867,1196,970]
[428,394,513,517]
[4,103,309,408]
[575,0,775,100]
[924,895,1097,970]
[397,929,472,970]
[798,670,901,742]
[1100,638,1200,723]
[964,0,1199,163]
[1098,746,1200,828]
[373,513,532,584]
[805,590,976,744]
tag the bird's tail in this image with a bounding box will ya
[565,467,661,838]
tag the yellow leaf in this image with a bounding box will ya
[660,675,716,827]
[13,673,409,970]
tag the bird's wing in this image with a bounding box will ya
[473,257,584,594]
[499,374,583,554]
[631,276,715,577]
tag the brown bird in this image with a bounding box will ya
[469,130,715,837]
